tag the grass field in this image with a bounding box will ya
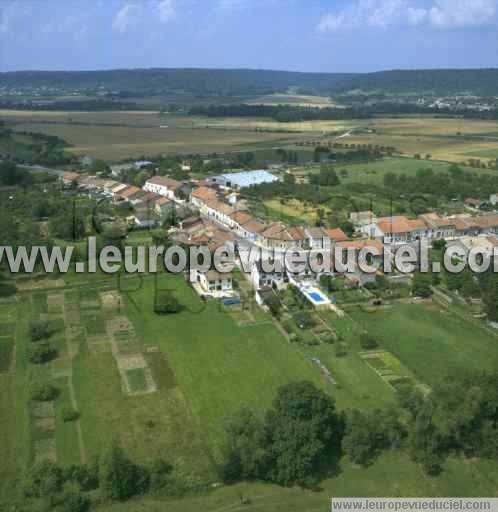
[3,110,498,162]
[349,302,498,386]
[333,117,498,164]
[3,269,498,507]
[245,93,339,108]
[0,110,311,159]
[255,157,483,224]
[98,451,498,512]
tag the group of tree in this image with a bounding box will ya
[22,442,175,511]
[220,381,343,487]
[383,164,498,204]
[0,160,32,186]
[221,372,498,490]
[28,319,58,364]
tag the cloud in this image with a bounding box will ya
[407,6,427,25]
[157,0,176,22]
[317,0,498,32]
[112,1,176,33]
[0,0,26,35]
[429,0,496,28]
[112,3,141,33]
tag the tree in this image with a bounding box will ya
[29,342,58,364]
[412,272,432,298]
[31,383,59,402]
[293,310,316,329]
[342,410,381,465]
[342,407,405,466]
[58,492,91,512]
[154,292,181,314]
[339,220,355,237]
[359,332,379,350]
[220,408,268,483]
[50,211,86,241]
[262,291,282,318]
[397,383,425,417]
[24,461,64,498]
[264,381,343,486]
[30,320,51,341]
[99,442,149,501]
[0,161,32,186]
[148,459,173,493]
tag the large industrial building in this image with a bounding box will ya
[211,170,279,189]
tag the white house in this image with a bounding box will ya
[129,210,157,228]
[305,227,330,249]
[143,176,182,200]
[190,269,234,298]
[251,261,286,290]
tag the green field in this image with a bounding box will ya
[3,271,498,508]
[349,302,498,386]
[0,110,311,160]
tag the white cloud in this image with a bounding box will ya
[317,0,498,33]
[112,1,177,33]
[407,6,427,25]
[157,0,176,22]
[0,1,26,35]
[317,13,347,32]
[429,0,496,28]
[112,3,141,33]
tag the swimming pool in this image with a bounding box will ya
[301,287,331,307]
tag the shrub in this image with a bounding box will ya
[58,492,90,512]
[321,332,336,344]
[28,343,58,364]
[335,341,348,357]
[62,407,80,422]
[148,459,173,493]
[360,333,379,350]
[154,293,181,314]
[31,383,59,402]
[281,319,294,334]
[289,333,302,344]
[293,310,316,329]
[24,461,64,498]
[29,320,50,341]
[63,462,99,491]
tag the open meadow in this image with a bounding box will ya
[3,109,498,163]
[334,117,498,164]
[0,110,310,160]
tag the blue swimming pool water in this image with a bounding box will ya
[308,292,325,302]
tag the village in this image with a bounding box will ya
[59,166,498,310]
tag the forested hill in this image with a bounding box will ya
[335,68,498,95]
[1,68,498,96]
[0,68,356,96]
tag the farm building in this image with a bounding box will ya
[211,170,278,189]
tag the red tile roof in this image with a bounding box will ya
[326,228,349,242]
[146,175,182,190]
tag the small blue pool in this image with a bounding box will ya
[308,292,325,302]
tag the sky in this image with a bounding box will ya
[0,0,497,73]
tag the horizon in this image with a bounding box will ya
[2,64,498,75]
[1,0,498,73]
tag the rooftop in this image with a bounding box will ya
[146,175,182,190]
[216,170,278,188]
